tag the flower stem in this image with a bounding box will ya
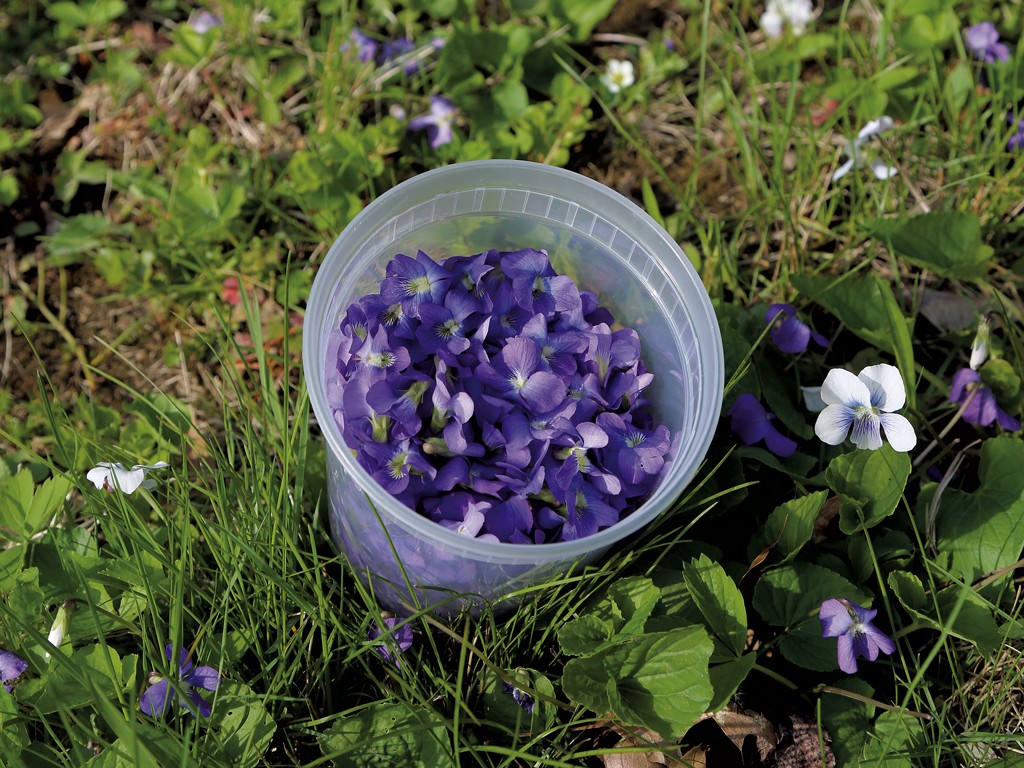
[815,685,932,720]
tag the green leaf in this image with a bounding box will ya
[760,491,828,562]
[888,571,1000,654]
[205,683,277,768]
[927,436,1024,584]
[554,0,618,40]
[707,654,757,712]
[558,576,660,655]
[943,62,973,113]
[826,445,911,534]
[562,627,714,739]
[0,546,25,592]
[867,211,993,280]
[682,554,747,656]
[859,710,926,768]
[820,677,875,766]
[791,274,897,354]
[752,563,871,671]
[319,701,450,766]
[877,284,916,409]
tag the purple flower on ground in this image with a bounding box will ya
[728,394,797,458]
[765,303,828,354]
[343,27,379,62]
[1,649,28,692]
[949,368,1022,431]
[1007,112,1024,152]
[139,644,220,718]
[819,598,896,674]
[369,617,414,667]
[408,96,458,149]
[502,682,535,713]
[190,10,223,34]
[380,37,421,74]
[965,22,1011,64]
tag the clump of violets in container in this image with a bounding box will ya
[327,247,672,545]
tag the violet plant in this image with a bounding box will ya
[328,248,670,544]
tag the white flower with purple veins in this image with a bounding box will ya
[814,364,917,452]
[761,0,813,38]
[87,462,170,494]
[832,117,898,182]
[408,96,458,149]
[601,59,635,93]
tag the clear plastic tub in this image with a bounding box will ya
[303,160,723,614]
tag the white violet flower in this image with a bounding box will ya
[601,59,635,94]
[831,117,898,182]
[970,314,991,371]
[761,0,814,38]
[814,364,917,452]
[87,461,169,494]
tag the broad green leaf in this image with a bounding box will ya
[791,274,896,354]
[826,445,911,534]
[558,576,660,655]
[707,654,757,713]
[753,563,871,671]
[0,546,25,592]
[927,437,1024,584]
[319,701,450,767]
[888,571,1000,654]
[943,62,973,113]
[859,710,926,768]
[206,683,277,768]
[554,0,618,40]
[26,475,72,537]
[867,211,992,280]
[682,554,747,656]
[820,677,875,767]
[562,627,713,739]
[31,643,122,714]
[760,491,828,562]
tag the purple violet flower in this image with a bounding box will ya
[1007,112,1024,152]
[369,617,414,667]
[502,682,535,713]
[501,249,582,316]
[408,96,458,149]
[965,22,1011,64]
[344,27,379,62]
[139,644,220,718]
[595,411,670,486]
[381,251,452,312]
[552,475,621,541]
[476,337,568,414]
[360,438,436,494]
[728,394,797,458]
[189,10,223,34]
[380,37,419,74]
[1,649,28,693]
[765,303,828,354]
[819,598,896,674]
[949,368,1022,431]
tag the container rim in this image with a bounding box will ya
[304,160,723,567]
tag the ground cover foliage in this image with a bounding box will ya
[2,0,1024,765]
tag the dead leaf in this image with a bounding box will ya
[764,715,836,768]
[678,745,707,768]
[711,709,778,762]
[915,287,986,334]
[602,726,676,767]
[812,497,841,544]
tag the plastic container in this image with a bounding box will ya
[304,160,723,615]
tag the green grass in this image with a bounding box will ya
[2,0,1024,765]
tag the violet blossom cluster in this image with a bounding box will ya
[327,248,671,545]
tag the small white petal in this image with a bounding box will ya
[849,414,884,450]
[801,386,826,413]
[857,116,893,143]
[868,158,898,180]
[761,10,783,38]
[879,413,917,452]
[820,368,871,408]
[831,157,856,182]
[858,364,906,412]
[815,405,854,445]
